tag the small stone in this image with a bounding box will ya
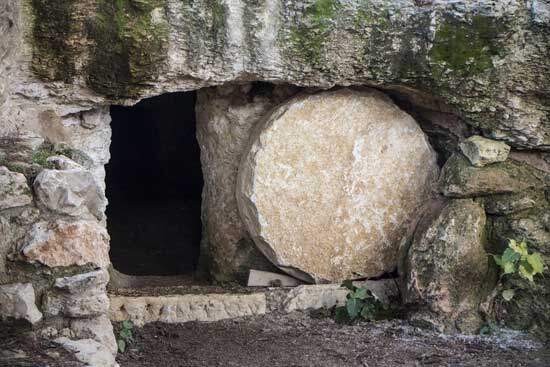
[21,220,110,268]
[34,168,106,220]
[71,315,117,356]
[440,153,547,197]
[282,285,349,312]
[46,155,83,170]
[43,270,110,318]
[0,166,32,210]
[459,135,510,167]
[0,283,43,324]
[237,89,439,283]
[54,338,117,367]
[401,199,489,333]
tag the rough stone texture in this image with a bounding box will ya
[43,270,110,318]
[1,1,548,152]
[46,155,84,170]
[0,166,32,210]
[54,337,117,367]
[237,89,439,283]
[440,153,548,197]
[459,135,511,167]
[71,315,117,356]
[0,283,42,324]
[402,199,490,333]
[34,168,106,220]
[109,293,267,327]
[196,84,299,281]
[483,189,545,215]
[21,220,110,268]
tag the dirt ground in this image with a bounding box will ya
[116,312,549,367]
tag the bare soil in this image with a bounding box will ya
[116,312,550,367]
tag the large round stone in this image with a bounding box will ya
[236,89,439,283]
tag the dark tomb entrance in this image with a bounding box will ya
[106,92,203,276]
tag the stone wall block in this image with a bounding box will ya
[43,270,110,318]
[0,282,43,324]
[459,135,510,167]
[21,220,110,268]
[34,168,106,220]
[0,166,32,210]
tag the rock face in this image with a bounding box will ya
[237,89,439,282]
[0,283,42,324]
[0,166,32,210]
[402,199,490,333]
[459,135,510,167]
[34,168,106,220]
[21,220,110,268]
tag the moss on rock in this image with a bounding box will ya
[30,0,77,82]
[87,0,169,97]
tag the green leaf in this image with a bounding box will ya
[502,289,515,301]
[502,248,520,264]
[526,252,544,275]
[122,320,133,329]
[518,262,535,282]
[341,279,354,291]
[354,287,368,300]
[360,302,377,320]
[503,261,516,274]
[509,240,528,257]
[346,298,363,319]
[117,339,126,353]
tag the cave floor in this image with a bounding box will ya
[114,312,549,367]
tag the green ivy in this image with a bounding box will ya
[335,280,394,322]
[117,320,134,353]
[491,239,545,301]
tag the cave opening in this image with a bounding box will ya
[106,91,203,276]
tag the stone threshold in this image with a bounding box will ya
[108,278,399,326]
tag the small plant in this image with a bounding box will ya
[117,320,134,353]
[491,239,545,301]
[335,280,390,323]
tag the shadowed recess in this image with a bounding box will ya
[106,92,203,276]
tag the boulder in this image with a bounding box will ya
[237,89,439,283]
[439,154,548,197]
[43,270,110,318]
[0,283,42,324]
[21,220,110,268]
[401,199,490,333]
[33,168,106,220]
[459,135,510,167]
[0,166,32,210]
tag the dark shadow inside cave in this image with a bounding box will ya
[106,92,203,276]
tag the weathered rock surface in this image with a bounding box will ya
[459,135,510,167]
[3,1,549,151]
[109,293,267,327]
[237,89,439,282]
[440,154,548,197]
[21,220,110,268]
[71,315,117,356]
[43,270,110,318]
[196,84,298,281]
[0,166,32,210]
[34,168,106,220]
[0,283,42,324]
[54,337,117,367]
[483,189,544,215]
[402,199,490,333]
